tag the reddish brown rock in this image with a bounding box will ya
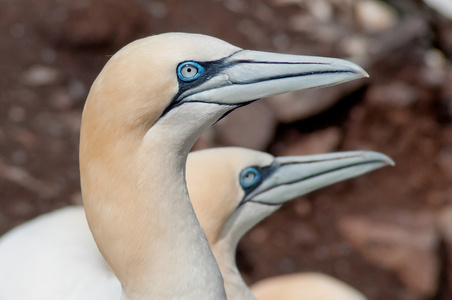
[338,213,440,297]
[265,80,366,123]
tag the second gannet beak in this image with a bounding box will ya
[240,151,394,206]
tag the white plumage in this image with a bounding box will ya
[0,32,368,299]
[0,148,393,300]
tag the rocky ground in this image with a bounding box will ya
[1,0,452,299]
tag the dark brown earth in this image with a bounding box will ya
[1,0,452,299]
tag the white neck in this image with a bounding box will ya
[214,237,257,300]
[210,202,280,300]
[81,103,229,299]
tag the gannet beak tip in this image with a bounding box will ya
[353,64,369,78]
[360,151,395,167]
[385,156,396,167]
[332,59,369,79]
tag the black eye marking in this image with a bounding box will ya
[240,167,261,189]
[238,164,278,206]
[158,59,226,119]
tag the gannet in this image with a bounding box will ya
[2,32,368,300]
[187,148,392,300]
[0,147,392,300]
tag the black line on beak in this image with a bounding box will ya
[240,160,384,207]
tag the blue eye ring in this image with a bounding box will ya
[240,167,261,188]
[177,61,205,82]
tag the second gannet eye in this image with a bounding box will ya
[177,61,205,82]
[240,167,261,188]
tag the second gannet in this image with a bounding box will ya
[187,148,393,299]
[0,147,392,299]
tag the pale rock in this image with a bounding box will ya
[222,0,249,13]
[289,14,317,33]
[306,0,333,22]
[265,80,366,123]
[338,213,440,297]
[314,23,348,45]
[420,65,446,89]
[355,0,398,33]
[215,101,277,150]
[424,48,447,70]
[424,0,452,20]
[21,65,60,87]
[272,34,291,51]
[418,49,447,88]
[339,36,369,58]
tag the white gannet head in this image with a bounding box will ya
[78,32,370,299]
[186,147,392,299]
[187,147,393,251]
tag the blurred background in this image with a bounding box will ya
[1,0,452,299]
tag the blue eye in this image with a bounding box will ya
[240,167,261,188]
[177,61,205,82]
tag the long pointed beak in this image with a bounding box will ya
[244,151,394,205]
[182,50,368,104]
